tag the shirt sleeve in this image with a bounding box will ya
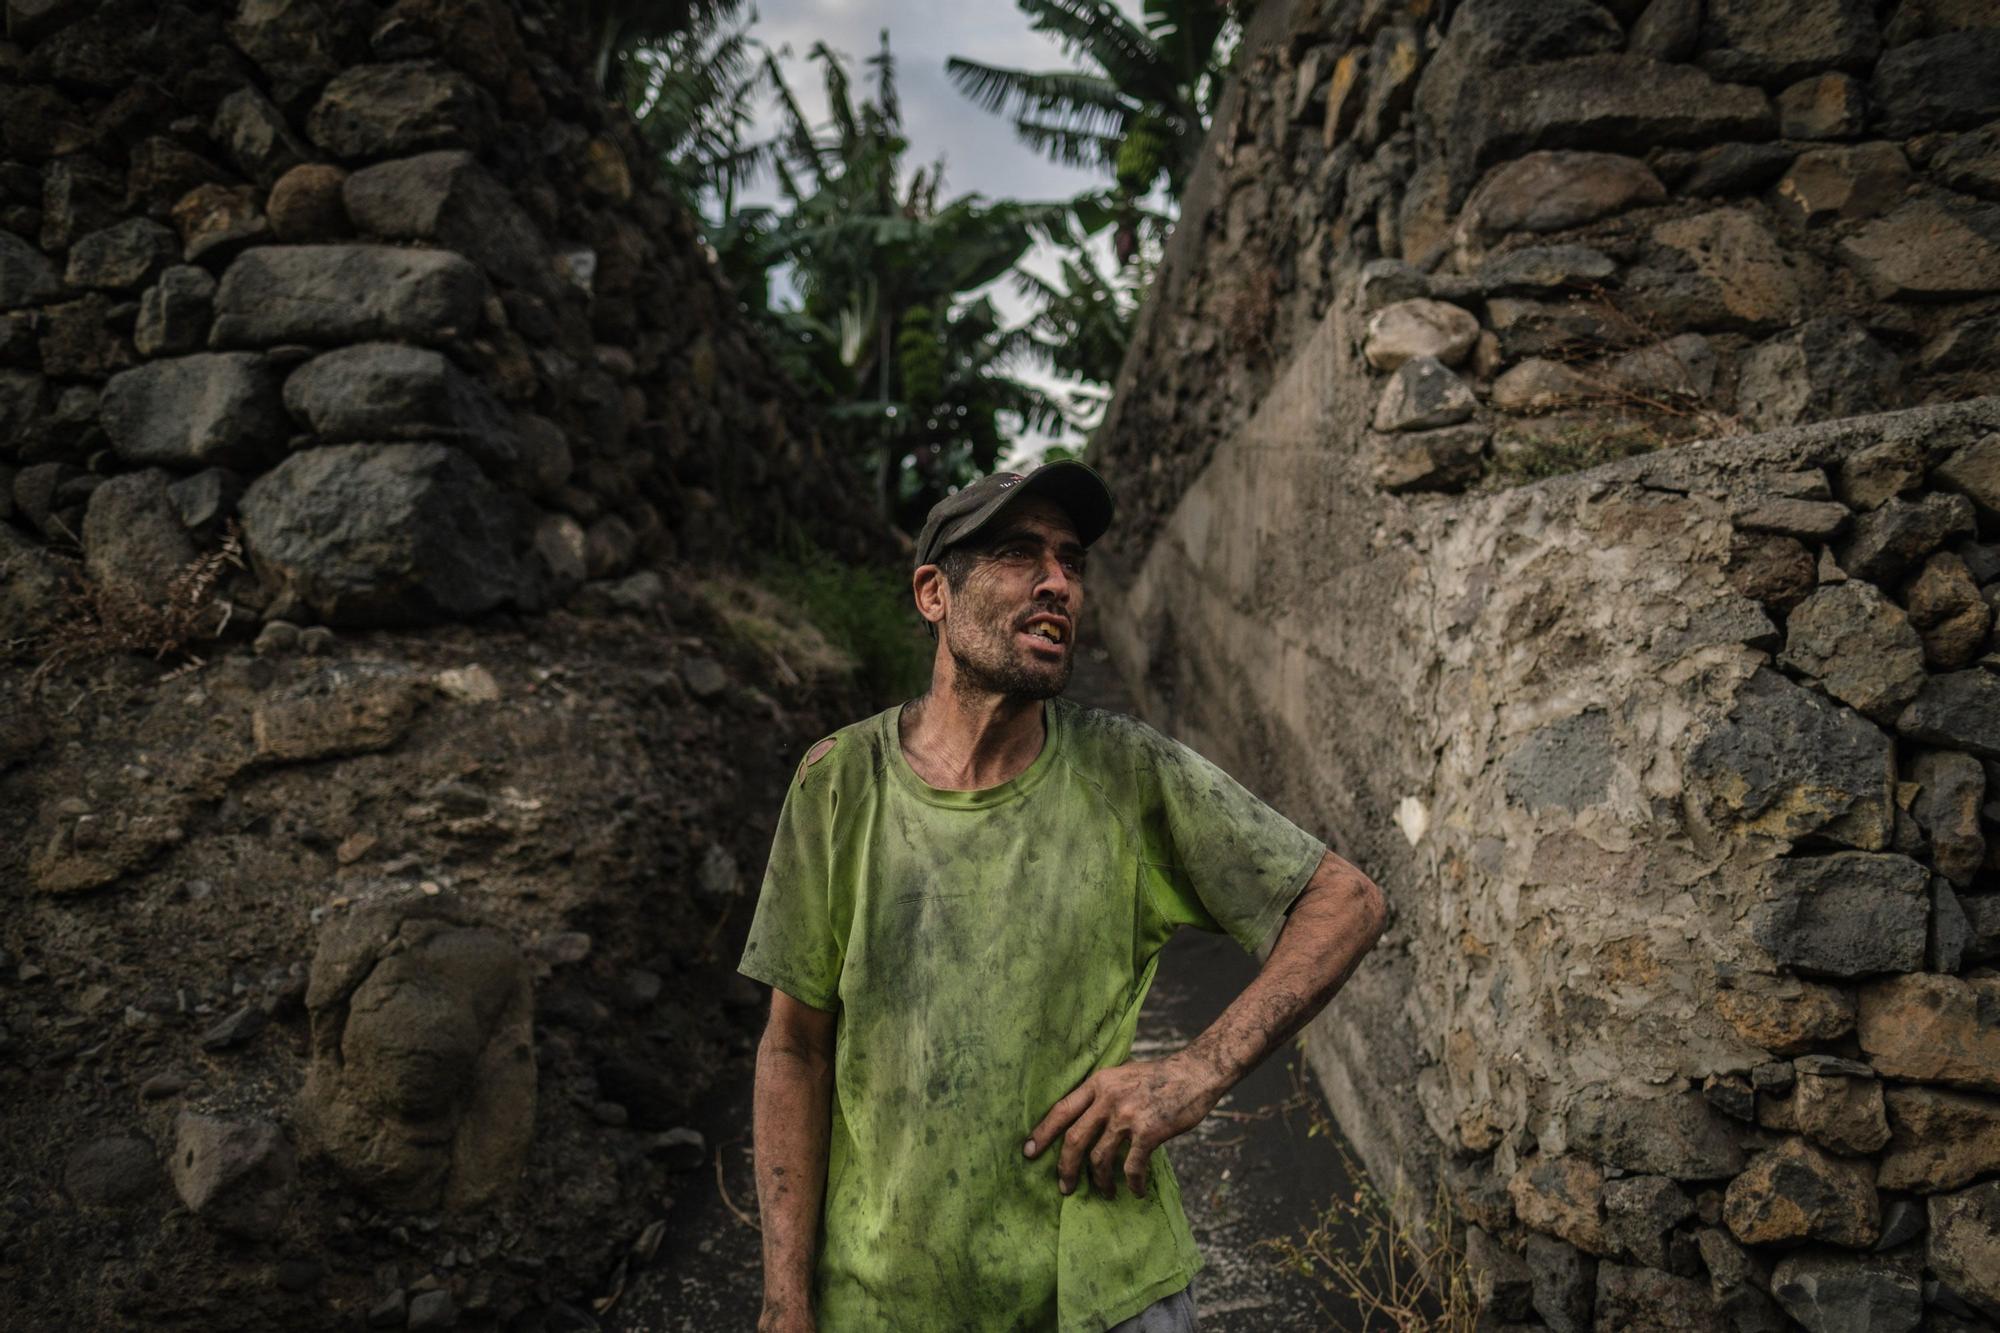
[1142,730,1327,957]
[737,748,843,1011]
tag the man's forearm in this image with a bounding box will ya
[1178,850,1388,1096]
[1025,848,1388,1198]
[753,1034,834,1324]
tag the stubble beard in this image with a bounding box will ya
[944,613,1073,702]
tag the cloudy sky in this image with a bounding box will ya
[729,0,1153,461]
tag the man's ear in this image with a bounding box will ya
[912,564,948,630]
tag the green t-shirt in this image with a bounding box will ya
[738,696,1326,1333]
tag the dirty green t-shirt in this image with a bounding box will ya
[737,697,1326,1333]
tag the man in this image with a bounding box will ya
[739,461,1388,1332]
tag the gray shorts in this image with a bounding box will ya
[1107,1281,1197,1332]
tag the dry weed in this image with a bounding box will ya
[27,520,245,691]
[1257,1079,1479,1332]
[1526,281,1746,440]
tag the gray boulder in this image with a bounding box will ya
[1899,670,2000,760]
[1934,123,2000,203]
[1464,1226,1533,1320]
[1422,53,1772,187]
[210,245,488,348]
[62,218,177,292]
[101,353,289,470]
[1675,141,1799,198]
[1793,1059,1891,1157]
[1567,1087,1745,1179]
[1841,197,2000,301]
[341,150,554,295]
[1475,244,1618,294]
[134,265,217,357]
[1777,72,1867,140]
[1601,1175,1693,1267]
[1928,1181,2000,1318]
[1606,333,1716,401]
[1773,144,1911,226]
[167,468,244,536]
[1373,355,1477,431]
[1770,1250,1922,1333]
[1592,1264,1719,1332]
[1525,1231,1595,1333]
[297,891,534,1210]
[1631,0,1701,60]
[1935,434,2000,517]
[1836,492,1975,584]
[1932,880,1972,973]
[1458,151,1665,241]
[1736,317,1899,432]
[226,0,357,110]
[1870,30,2000,134]
[240,442,535,626]
[1685,667,1895,850]
[1362,299,1479,371]
[1696,0,1879,86]
[305,61,494,159]
[211,86,311,189]
[1640,207,1817,332]
[282,343,520,480]
[169,1112,296,1238]
[0,369,46,451]
[1779,582,1926,724]
[81,469,199,600]
[1751,852,1931,978]
[1724,1136,1881,1246]
[1369,424,1488,494]
[0,230,61,310]
[1905,551,1989,669]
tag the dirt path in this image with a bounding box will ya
[612,641,1371,1331]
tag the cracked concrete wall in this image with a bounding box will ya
[1094,0,2000,1326]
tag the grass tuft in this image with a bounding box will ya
[1258,1084,1479,1332]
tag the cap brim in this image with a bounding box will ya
[923,461,1115,566]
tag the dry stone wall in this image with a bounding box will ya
[0,3,889,1326]
[1099,0,2000,543]
[1,0,878,642]
[1092,1,2000,1329]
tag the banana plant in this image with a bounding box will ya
[946,0,1240,260]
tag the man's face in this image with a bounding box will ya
[939,497,1085,701]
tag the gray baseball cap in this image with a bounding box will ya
[912,460,1115,569]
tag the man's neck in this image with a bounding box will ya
[898,679,1049,791]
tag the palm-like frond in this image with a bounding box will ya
[1017,0,1174,105]
[946,0,1235,215]
[867,28,900,129]
[943,59,1132,136]
[810,42,860,151]
[1143,0,1229,105]
[1011,118,1123,172]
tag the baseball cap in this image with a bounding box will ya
[913,460,1115,570]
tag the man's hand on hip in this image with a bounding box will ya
[1023,1052,1224,1199]
[1024,850,1389,1202]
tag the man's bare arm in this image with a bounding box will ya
[1026,849,1388,1197]
[754,989,837,1333]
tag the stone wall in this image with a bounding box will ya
[1091,1,2000,1328]
[0,3,890,1326]
[1,0,879,641]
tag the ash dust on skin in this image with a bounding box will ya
[612,630,1371,1331]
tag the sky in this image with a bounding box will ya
[730,0,1153,463]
